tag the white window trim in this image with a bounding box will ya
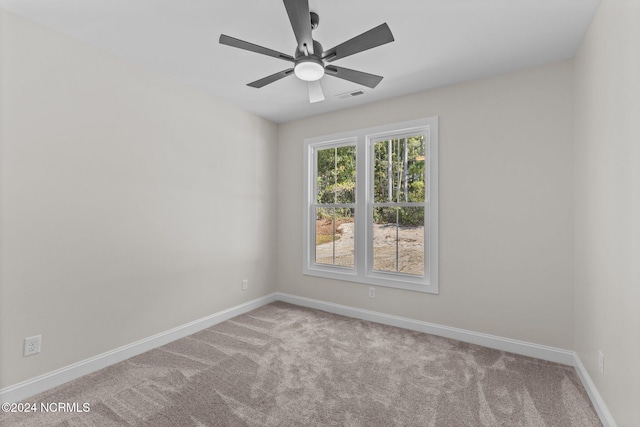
[303,117,438,294]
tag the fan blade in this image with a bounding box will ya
[220,34,295,62]
[325,65,383,89]
[308,80,325,103]
[283,0,314,55]
[247,69,295,88]
[322,23,394,63]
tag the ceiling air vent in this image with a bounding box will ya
[336,90,366,99]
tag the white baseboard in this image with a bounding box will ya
[276,292,575,365]
[0,293,278,404]
[277,293,618,426]
[573,354,618,427]
[1,291,616,427]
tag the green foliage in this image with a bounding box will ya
[373,136,426,226]
[315,136,426,226]
[315,207,353,220]
[373,135,425,203]
[316,146,356,205]
[373,207,424,227]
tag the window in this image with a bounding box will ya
[303,117,438,293]
[314,143,356,268]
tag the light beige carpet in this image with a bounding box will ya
[3,302,601,426]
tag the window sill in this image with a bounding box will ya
[303,265,439,294]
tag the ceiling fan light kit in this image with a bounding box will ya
[294,59,325,81]
[219,0,394,103]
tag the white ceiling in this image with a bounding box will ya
[0,0,599,123]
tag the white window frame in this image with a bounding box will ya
[303,117,438,294]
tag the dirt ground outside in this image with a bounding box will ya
[315,221,424,275]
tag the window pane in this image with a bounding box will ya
[373,135,426,203]
[372,207,424,275]
[398,207,425,275]
[335,146,356,203]
[316,145,356,204]
[316,149,335,204]
[315,207,355,268]
[372,207,398,272]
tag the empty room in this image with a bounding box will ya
[0,0,637,426]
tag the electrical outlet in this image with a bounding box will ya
[24,335,41,357]
[242,279,248,291]
[598,351,604,375]
[369,287,376,299]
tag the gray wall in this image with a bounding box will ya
[0,10,278,388]
[573,0,640,425]
[277,61,575,349]
[3,2,638,424]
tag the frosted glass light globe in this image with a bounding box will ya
[294,60,325,81]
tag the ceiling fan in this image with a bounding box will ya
[219,0,394,103]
